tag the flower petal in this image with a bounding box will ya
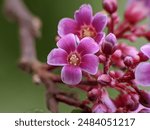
[77,37,99,55]
[92,13,107,32]
[80,54,98,75]
[140,44,150,58]
[57,34,77,54]
[95,32,105,44]
[105,33,117,45]
[135,62,150,86]
[74,4,92,25]
[58,18,78,37]
[61,65,82,85]
[47,48,68,66]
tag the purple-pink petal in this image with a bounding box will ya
[80,54,98,75]
[57,34,76,54]
[47,48,68,66]
[135,62,150,86]
[74,4,92,26]
[105,33,117,45]
[95,32,105,44]
[58,18,78,37]
[92,13,107,32]
[77,37,99,55]
[140,44,150,58]
[61,65,82,85]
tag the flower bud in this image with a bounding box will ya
[97,74,111,86]
[101,41,114,55]
[103,0,118,14]
[139,90,150,108]
[116,93,139,111]
[124,56,133,67]
[88,88,100,101]
[125,1,148,24]
[101,33,117,55]
[92,103,107,113]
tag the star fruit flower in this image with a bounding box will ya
[58,4,107,43]
[135,44,150,86]
[47,34,99,85]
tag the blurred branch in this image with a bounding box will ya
[3,0,91,112]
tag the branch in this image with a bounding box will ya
[3,0,92,113]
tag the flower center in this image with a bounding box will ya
[79,25,96,39]
[68,53,80,66]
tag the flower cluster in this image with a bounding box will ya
[47,0,150,113]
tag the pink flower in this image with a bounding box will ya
[47,34,99,85]
[135,62,150,86]
[135,44,150,86]
[58,4,107,43]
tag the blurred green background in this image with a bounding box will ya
[0,0,143,112]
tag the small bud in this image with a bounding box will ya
[114,70,124,78]
[101,41,114,55]
[139,90,150,108]
[109,70,124,78]
[103,0,118,14]
[116,93,139,111]
[101,33,117,55]
[109,71,116,78]
[124,56,133,67]
[112,49,122,58]
[97,74,111,86]
[125,94,139,111]
[88,88,100,101]
[132,55,140,63]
